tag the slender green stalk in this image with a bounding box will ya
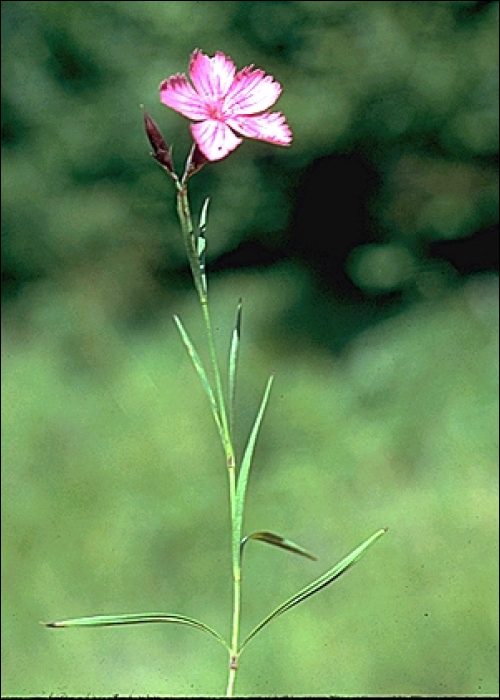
[226,567,242,697]
[176,184,206,305]
[176,185,232,455]
[175,182,242,696]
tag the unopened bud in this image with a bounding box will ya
[143,110,175,174]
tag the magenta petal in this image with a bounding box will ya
[159,74,208,120]
[226,112,292,145]
[223,68,282,115]
[160,50,292,160]
[191,120,242,161]
[189,49,236,102]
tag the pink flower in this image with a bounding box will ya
[159,49,292,162]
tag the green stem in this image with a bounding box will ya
[176,185,206,304]
[226,551,242,697]
[200,296,242,696]
[176,182,242,697]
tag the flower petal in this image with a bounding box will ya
[160,74,208,121]
[191,120,242,161]
[223,67,282,116]
[189,49,236,102]
[226,112,292,146]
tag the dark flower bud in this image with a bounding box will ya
[143,110,175,175]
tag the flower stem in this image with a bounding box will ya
[176,185,206,304]
[176,182,242,696]
[226,548,242,697]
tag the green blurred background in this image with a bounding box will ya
[2,1,498,696]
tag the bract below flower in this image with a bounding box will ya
[160,49,292,161]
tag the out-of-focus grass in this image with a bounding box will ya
[1,266,498,696]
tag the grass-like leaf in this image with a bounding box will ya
[173,314,223,440]
[197,198,209,296]
[240,531,317,561]
[238,527,388,654]
[228,298,242,439]
[232,375,275,563]
[43,612,229,650]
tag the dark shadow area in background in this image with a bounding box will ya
[207,151,498,354]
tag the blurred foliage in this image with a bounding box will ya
[1,1,498,696]
[2,0,498,307]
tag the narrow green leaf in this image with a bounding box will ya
[199,197,210,232]
[173,314,223,440]
[241,531,317,561]
[228,298,242,439]
[232,374,275,564]
[43,612,229,650]
[239,527,388,654]
[197,198,210,296]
